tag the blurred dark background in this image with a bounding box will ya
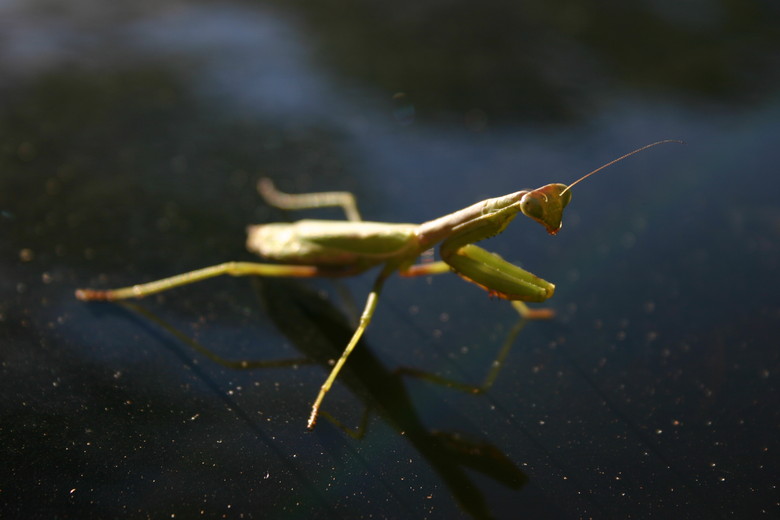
[1,1,778,518]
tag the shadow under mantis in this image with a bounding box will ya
[118,276,530,519]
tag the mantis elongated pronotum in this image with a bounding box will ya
[76,140,681,429]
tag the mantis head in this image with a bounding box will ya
[519,184,570,235]
[519,140,684,236]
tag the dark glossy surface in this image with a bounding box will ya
[2,1,779,518]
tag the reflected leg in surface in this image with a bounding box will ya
[318,406,373,440]
[396,301,554,394]
[122,302,315,370]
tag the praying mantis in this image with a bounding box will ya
[76,140,681,429]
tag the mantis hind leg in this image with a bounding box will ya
[75,262,326,301]
[258,178,362,222]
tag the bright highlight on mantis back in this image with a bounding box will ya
[76,140,681,429]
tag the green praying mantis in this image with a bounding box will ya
[76,140,681,429]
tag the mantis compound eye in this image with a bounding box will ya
[519,192,545,220]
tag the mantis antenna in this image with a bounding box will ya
[560,139,684,196]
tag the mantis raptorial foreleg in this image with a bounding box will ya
[400,252,556,311]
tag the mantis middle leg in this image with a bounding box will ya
[306,268,391,429]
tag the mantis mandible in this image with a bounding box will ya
[76,140,681,429]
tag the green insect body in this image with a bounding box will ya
[77,140,680,429]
